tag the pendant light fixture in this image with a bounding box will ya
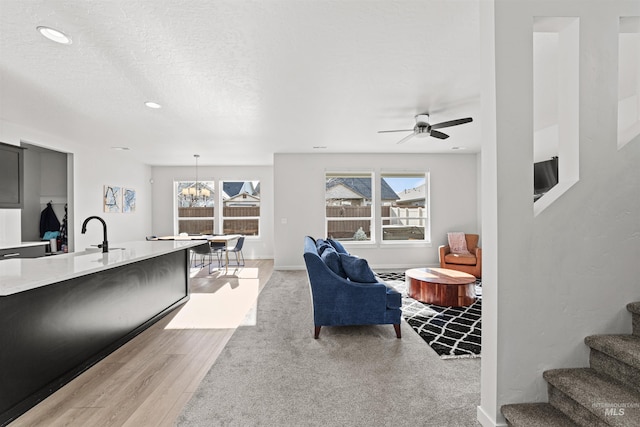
[181,154,210,206]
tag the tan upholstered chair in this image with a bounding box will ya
[438,233,482,278]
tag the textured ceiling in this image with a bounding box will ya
[0,0,481,165]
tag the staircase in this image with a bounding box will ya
[501,302,640,426]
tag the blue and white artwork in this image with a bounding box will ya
[123,188,136,213]
[103,185,121,213]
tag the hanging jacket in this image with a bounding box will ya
[40,202,61,238]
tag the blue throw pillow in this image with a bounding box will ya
[315,239,333,255]
[339,253,376,283]
[321,247,347,278]
[327,238,348,254]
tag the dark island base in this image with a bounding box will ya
[0,249,190,426]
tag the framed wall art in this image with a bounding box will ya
[103,185,121,213]
[123,188,136,213]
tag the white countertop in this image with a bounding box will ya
[0,241,50,250]
[0,240,207,296]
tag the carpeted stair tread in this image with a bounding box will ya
[501,403,577,426]
[585,334,640,371]
[544,368,640,426]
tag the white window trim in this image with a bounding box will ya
[324,170,433,247]
[325,171,375,243]
[173,180,215,235]
[219,179,261,238]
[379,171,431,245]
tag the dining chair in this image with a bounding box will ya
[224,236,245,266]
[190,242,211,268]
[208,240,226,273]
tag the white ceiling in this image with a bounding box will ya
[0,0,482,166]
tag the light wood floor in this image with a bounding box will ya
[11,259,274,427]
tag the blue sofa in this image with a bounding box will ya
[303,236,402,339]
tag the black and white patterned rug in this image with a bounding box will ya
[376,271,481,359]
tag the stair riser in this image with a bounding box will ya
[590,349,640,394]
[548,385,609,427]
[501,403,577,427]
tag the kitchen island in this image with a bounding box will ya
[0,240,207,426]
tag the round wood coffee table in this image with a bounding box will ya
[405,268,477,307]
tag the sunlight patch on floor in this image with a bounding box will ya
[206,267,259,279]
[230,267,259,279]
[165,277,259,329]
[189,267,203,278]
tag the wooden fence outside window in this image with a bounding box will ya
[178,206,260,235]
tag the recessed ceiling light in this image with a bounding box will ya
[36,26,72,45]
[111,147,130,151]
[145,101,162,109]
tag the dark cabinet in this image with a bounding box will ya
[0,245,46,260]
[0,142,25,209]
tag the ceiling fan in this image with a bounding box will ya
[378,114,473,144]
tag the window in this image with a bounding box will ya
[175,180,215,234]
[325,173,373,241]
[533,17,580,214]
[380,173,429,242]
[221,180,260,236]
[618,16,640,149]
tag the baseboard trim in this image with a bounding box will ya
[477,405,507,427]
[274,266,306,271]
[274,264,440,271]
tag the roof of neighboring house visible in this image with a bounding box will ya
[326,177,399,200]
[222,181,260,198]
[396,184,426,203]
[223,182,245,198]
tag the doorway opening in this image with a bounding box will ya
[20,142,74,252]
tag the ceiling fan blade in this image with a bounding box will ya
[430,117,473,130]
[396,133,417,144]
[430,130,450,139]
[378,129,414,133]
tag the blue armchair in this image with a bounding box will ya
[303,236,402,339]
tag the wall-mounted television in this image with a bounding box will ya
[534,156,558,201]
[0,142,25,209]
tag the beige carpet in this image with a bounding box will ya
[177,270,480,426]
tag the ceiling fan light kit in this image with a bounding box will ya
[378,113,473,144]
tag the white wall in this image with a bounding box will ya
[274,153,479,270]
[21,147,44,242]
[480,1,640,426]
[0,119,153,251]
[151,165,274,260]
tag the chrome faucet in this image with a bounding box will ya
[81,216,109,253]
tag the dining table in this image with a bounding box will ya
[156,234,242,274]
